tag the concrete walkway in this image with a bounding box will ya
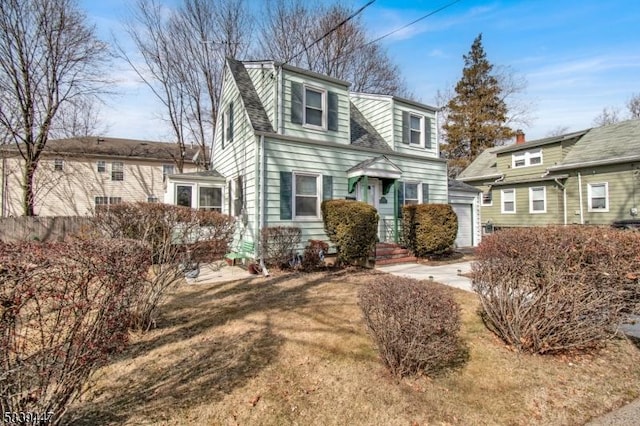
[377,261,474,292]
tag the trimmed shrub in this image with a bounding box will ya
[0,239,150,425]
[93,202,235,330]
[260,226,302,269]
[321,199,378,265]
[473,226,640,354]
[358,275,467,378]
[402,204,458,257]
[302,239,329,271]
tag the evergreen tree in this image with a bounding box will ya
[442,34,513,178]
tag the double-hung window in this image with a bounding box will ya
[294,172,320,218]
[404,182,419,205]
[54,159,64,171]
[501,189,516,213]
[409,114,422,145]
[97,160,106,173]
[111,161,124,181]
[304,87,325,128]
[588,182,608,212]
[199,187,222,212]
[512,149,543,168]
[529,187,546,213]
[95,196,121,208]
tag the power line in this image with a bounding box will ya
[287,0,376,64]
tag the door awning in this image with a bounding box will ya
[346,155,402,180]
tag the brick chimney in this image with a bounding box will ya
[515,129,525,145]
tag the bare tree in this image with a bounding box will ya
[50,97,109,139]
[120,0,252,171]
[259,0,408,96]
[627,93,640,119]
[592,106,621,127]
[0,0,110,216]
[546,125,570,137]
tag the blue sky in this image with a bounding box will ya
[81,0,640,141]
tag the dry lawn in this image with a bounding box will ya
[67,269,640,425]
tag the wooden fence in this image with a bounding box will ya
[0,217,94,242]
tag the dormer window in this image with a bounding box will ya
[304,87,324,128]
[512,149,542,168]
[291,82,339,132]
[402,112,433,148]
[410,114,421,145]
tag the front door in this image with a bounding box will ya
[357,178,382,239]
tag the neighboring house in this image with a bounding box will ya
[1,137,200,216]
[458,120,640,229]
[176,58,448,251]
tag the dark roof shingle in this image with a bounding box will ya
[226,58,275,133]
[350,102,393,152]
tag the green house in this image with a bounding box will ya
[170,58,449,253]
[458,119,640,229]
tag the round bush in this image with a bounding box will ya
[322,200,378,265]
[358,275,467,377]
[402,204,458,257]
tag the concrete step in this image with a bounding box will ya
[375,255,418,266]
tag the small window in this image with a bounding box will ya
[513,153,526,168]
[482,191,493,206]
[224,102,234,146]
[404,182,419,205]
[163,164,174,179]
[501,189,516,213]
[304,87,325,128]
[112,162,124,181]
[97,160,106,173]
[293,172,320,218]
[588,182,609,212]
[409,114,422,145]
[94,196,108,206]
[176,185,193,208]
[147,195,159,203]
[512,150,543,168]
[54,159,64,171]
[109,197,122,205]
[529,187,546,213]
[199,187,222,211]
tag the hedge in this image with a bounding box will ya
[321,199,378,265]
[402,204,458,257]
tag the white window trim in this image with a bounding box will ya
[529,186,546,214]
[111,161,124,181]
[175,183,194,208]
[409,113,423,146]
[293,172,322,220]
[97,160,106,173]
[403,181,422,205]
[303,85,327,131]
[199,185,224,211]
[501,188,516,214]
[54,158,64,171]
[587,182,609,212]
[512,149,543,168]
[481,190,493,207]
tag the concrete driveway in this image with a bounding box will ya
[377,261,473,292]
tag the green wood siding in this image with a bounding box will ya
[350,95,393,144]
[246,66,276,128]
[495,143,564,179]
[281,71,350,144]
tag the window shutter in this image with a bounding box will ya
[424,116,432,149]
[280,171,292,220]
[421,183,430,204]
[228,180,232,214]
[228,101,234,142]
[328,92,338,131]
[323,175,333,200]
[221,115,225,150]
[397,181,404,217]
[291,82,303,124]
[401,111,410,144]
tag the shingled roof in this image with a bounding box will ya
[16,137,199,161]
[349,102,393,152]
[457,147,501,181]
[226,58,275,133]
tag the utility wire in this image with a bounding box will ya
[287,0,376,64]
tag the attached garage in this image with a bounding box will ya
[448,180,481,248]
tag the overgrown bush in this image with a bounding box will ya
[302,239,329,271]
[473,226,640,354]
[260,226,302,269]
[402,204,458,257]
[322,200,378,265]
[94,203,235,329]
[358,275,467,378]
[0,239,150,425]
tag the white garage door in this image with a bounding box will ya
[452,203,472,247]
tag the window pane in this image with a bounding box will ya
[592,198,606,209]
[530,156,542,165]
[504,201,514,212]
[503,190,514,202]
[306,89,322,109]
[591,184,605,198]
[405,199,419,205]
[410,115,421,130]
[97,161,105,172]
[200,187,222,208]
[177,185,192,207]
[405,183,418,200]
[410,129,421,145]
[296,175,317,196]
[514,159,525,167]
[532,200,544,211]
[295,196,317,216]
[531,188,544,201]
[305,108,322,126]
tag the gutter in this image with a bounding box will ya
[258,134,269,276]
[547,154,640,172]
[458,173,503,182]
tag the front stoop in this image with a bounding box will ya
[374,243,417,266]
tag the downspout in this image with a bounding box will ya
[577,172,584,224]
[1,154,6,217]
[258,134,269,276]
[394,180,399,243]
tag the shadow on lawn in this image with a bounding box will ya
[66,270,353,425]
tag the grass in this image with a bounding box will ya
[67,269,640,425]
